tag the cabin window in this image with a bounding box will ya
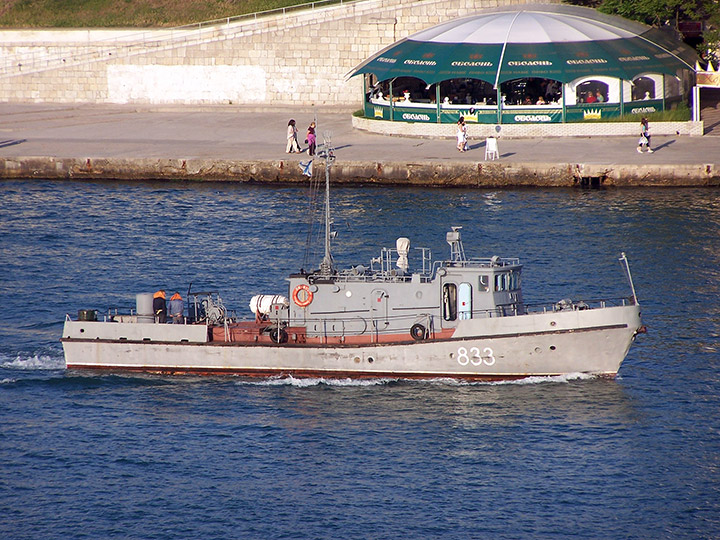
[494,271,521,292]
[510,271,520,290]
[443,283,457,321]
[479,275,489,292]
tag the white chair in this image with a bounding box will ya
[485,136,499,160]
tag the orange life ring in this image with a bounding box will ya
[292,284,313,308]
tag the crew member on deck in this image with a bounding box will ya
[168,292,184,324]
[153,290,167,323]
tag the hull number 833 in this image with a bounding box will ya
[456,346,496,367]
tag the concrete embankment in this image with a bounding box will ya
[2,156,718,187]
[0,104,718,187]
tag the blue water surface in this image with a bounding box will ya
[0,180,718,539]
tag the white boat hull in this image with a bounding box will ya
[62,304,642,380]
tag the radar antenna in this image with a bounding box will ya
[446,226,466,262]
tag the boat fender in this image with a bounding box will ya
[410,323,428,341]
[292,284,313,308]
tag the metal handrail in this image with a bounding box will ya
[1,0,363,78]
[524,296,634,314]
[82,294,634,342]
[256,297,632,330]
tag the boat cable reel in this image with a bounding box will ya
[269,326,288,344]
[410,314,431,341]
[410,323,428,341]
[202,294,227,325]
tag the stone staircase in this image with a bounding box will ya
[701,87,720,135]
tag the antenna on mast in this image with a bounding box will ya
[317,131,335,275]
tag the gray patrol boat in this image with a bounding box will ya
[62,140,644,381]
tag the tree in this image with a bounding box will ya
[595,0,720,65]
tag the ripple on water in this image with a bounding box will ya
[0,181,718,540]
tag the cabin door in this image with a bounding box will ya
[442,282,458,328]
[458,282,472,319]
[371,289,389,332]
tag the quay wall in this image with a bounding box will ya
[0,0,541,106]
[1,157,717,187]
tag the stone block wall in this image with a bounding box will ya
[0,0,541,106]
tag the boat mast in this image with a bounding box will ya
[317,131,335,275]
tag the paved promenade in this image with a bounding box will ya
[1,103,719,186]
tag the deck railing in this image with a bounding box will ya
[91,295,634,342]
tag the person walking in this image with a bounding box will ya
[306,122,316,156]
[456,117,468,152]
[286,119,301,153]
[637,117,653,153]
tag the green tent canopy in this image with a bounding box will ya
[346,4,698,86]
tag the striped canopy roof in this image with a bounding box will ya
[347,4,698,85]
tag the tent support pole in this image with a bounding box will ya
[619,79,624,117]
[389,79,394,122]
[436,85,441,123]
[363,75,367,116]
[562,83,566,123]
[493,10,519,127]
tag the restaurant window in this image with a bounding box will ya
[500,78,562,105]
[577,80,610,103]
[439,78,496,105]
[632,76,656,101]
[391,76,431,103]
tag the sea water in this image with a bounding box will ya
[0,180,718,539]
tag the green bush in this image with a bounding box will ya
[583,102,691,123]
